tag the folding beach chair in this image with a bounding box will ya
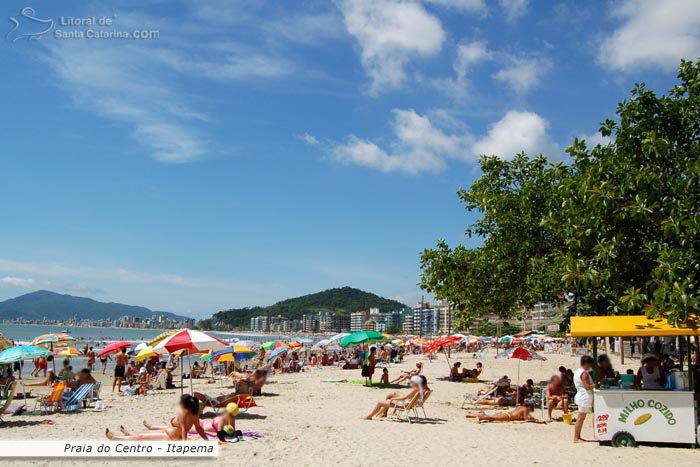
[0,381,17,423]
[35,382,67,414]
[61,383,94,412]
[461,385,499,409]
[195,391,258,415]
[87,381,102,406]
[390,392,421,423]
[413,390,431,419]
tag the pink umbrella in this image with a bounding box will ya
[97,341,132,358]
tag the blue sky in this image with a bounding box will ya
[1,0,698,318]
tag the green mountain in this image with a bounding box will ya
[212,286,408,329]
[0,290,191,322]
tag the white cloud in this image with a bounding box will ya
[301,133,320,145]
[472,110,558,159]
[331,109,473,173]
[0,277,39,289]
[434,41,491,97]
[499,0,529,22]
[580,131,612,147]
[598,0,700,72]
[493,55,551,94]
[422,0,487,14]
[337,0,445,94]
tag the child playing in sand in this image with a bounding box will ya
[380,368,389,385]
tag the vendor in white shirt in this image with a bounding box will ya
[636,354,664,389]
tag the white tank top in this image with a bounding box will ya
[641,365,663,389]
[574,368,593,399]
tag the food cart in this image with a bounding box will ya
[570,315,699,447]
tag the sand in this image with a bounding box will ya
[2,350,698,467]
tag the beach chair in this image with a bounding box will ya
[0,381,17,423]
[195,391,258,414]
[152,370,168,390]
[35,382,67,414]
[461,385,499,409]
[413,390,431,419]
[87,381,102,406]
[60,383,94,412]
[390,392,421,423]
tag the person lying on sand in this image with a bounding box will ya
[230,369,268,396]
[476,376,516,406]
[105,394,209,441]
[138,402,240,441]
[466,402,544,424]
[364,375,430,420]
[390,362,422,384]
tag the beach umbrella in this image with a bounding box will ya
[267,346,290,362]
[340,330,385,348]
[201,351,213,362]
[312,339,330,350]
[212,345,256,362]
[0,334,13,351]
[0,345,52,365]
[149,330,179,347]
[31,333,78,372]
[299,338,314,344]
[273,341,288,350]
[423,335,462,368]
[287,342,302,349]
[261,340,278,350]
[135,345,159,362]
[498,346,547,404]
[498,335,514,343]
[55,347,82,357]
[326,345,342,353]
[153,329,228,355]
[327,333,350,345]
[97,341,133,358]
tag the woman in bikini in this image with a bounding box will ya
[364,375,430,420]
[133,402,239,441]
[105,394,209,441]
[465,401,544,423]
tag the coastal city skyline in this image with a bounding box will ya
[2,1,697,318]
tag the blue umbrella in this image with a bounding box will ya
[0,345,52,365]
[266,346,290,362]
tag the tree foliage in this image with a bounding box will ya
[547,59,700,323]
[421,59,700,327]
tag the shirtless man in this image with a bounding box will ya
[546,375,569,422]
[466,401,544,423]
[112,347,128,393]
[86,347,96,370]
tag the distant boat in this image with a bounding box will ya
[61,328,71,333]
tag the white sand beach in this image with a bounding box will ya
[2,351,699,467]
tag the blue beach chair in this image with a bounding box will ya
[61,383,94,412]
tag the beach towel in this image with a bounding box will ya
[321,379,348,383]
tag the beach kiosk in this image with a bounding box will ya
[570,315,699,447]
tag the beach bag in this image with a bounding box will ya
[361,364,370,377]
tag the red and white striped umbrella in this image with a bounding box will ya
[152,329,228,355]
[97,340,132,358]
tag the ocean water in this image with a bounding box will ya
[0,323,280,345]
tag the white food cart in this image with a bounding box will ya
[570,315,699,447]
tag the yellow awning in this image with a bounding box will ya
[570,315,700,338]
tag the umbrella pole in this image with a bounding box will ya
[442,347,451,370]
[180,353,184,396]
[188,352,193,394]
[51,343,56,373]
[516,359,521,406]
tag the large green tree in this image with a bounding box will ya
[420,154,568,327]
[547,59,700,324]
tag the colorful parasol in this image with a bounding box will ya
[340,330,385,348]
[152,329,228,355]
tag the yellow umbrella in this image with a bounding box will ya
[135,345,159,362]
[0,334,13,352]
[148,329,179,347]
[56,347,81,357]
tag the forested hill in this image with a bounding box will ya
[212,287,408,329]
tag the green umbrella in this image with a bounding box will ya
[340,330,385,348]
[261,340,279,350]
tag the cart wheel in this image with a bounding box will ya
[611,431,636,447]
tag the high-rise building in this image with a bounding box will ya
[350,310,370,332]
